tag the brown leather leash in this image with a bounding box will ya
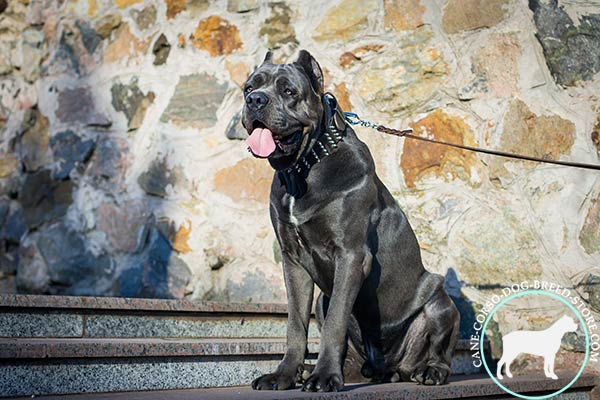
[344,112,600,171]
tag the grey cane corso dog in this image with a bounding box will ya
[242,50,459,392]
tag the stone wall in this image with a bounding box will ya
[0,0,600,368]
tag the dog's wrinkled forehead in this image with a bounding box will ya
[247,63,312,94]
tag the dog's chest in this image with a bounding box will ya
[288,197,299,226]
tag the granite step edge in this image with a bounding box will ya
[0,294,290,315]
[0,337,321,359]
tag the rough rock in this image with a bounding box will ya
[36,222,113,295]
[400,110,478,188]
[333,82,352,112]
[0,200,26,244]
[85,136,129,190]
[19,108,50,172]
[314,0,377,42]
[16,234,50,294]
[55,86,111,127]
[470,32,520,98]
[49,23,84,75]
[491,99,575,179]
[152,33,171,65]
[355,30,447,114]
[383,0,425,31]
[75,19,100,54]
[129,5,156,30]
[0,39,13,76]
[227,0,258,13]
[339,43,385,68]
[137,158,183,198]
[259,2,297,48]
[213,157,273,204]
[21,28,44,82]
[592,116,600,156]
[49,130,95,180]
[166,0,186,19]
[172,220,193,254]
[442,0,510,34]
[96,200,149,253]
[185,0,209,15]
[111,79,155,131]
[530,0,600,86]
[18,170,73,229]
[0,155,17,178]
[156,218,194,254]
[584,274,600,312]
[118,229,191,299]
[93,13,121,39]
[190,16,243,56]
[452,209,543,287]
[104,23,151,64]
[224,60,249,88]
[177,33,186,48]
[115,0,142,8]
[160,73,226,128]
[580,195,600,255]
[225,112,247,140]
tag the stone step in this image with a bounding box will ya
[0,337,321,359]
[0,294,485,397]
[4,374,599,400]
[0,294,319,339]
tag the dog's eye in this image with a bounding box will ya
[284,88,295,96]
[245,85,253,94]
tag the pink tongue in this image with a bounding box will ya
[245,127,276,158]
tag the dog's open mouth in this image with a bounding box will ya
[246,121,303,158]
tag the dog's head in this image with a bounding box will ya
[558,315,578,333]
[242,50,324,170]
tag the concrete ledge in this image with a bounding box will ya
[0,294,289,315]
[0,338,321,358]
[6,374,599,400]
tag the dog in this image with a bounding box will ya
[497,315,578,380]
[242,50,460,392]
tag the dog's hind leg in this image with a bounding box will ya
[396,288,459,385]
[505,357,514,378]
[496,356,506,380]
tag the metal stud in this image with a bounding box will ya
[311,148,320,162]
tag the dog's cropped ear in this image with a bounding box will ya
[263,51,273,64]
[294,50,324,95]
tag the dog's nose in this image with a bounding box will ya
[246,92,269,111]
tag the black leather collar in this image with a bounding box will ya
[277,93,347,199]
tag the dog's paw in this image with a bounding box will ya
[411,365,449,385]
[302,370,344,392]
[252,372,296,390]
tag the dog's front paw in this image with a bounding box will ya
[411,365,450,385]
[252,372,297,390]
[302,370,344,392]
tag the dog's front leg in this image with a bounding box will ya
[303,249,372,392]
[252,259,314,390]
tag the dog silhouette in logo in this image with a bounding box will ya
[497,315,578,380]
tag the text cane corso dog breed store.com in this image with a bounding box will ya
[242,50,460,392]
